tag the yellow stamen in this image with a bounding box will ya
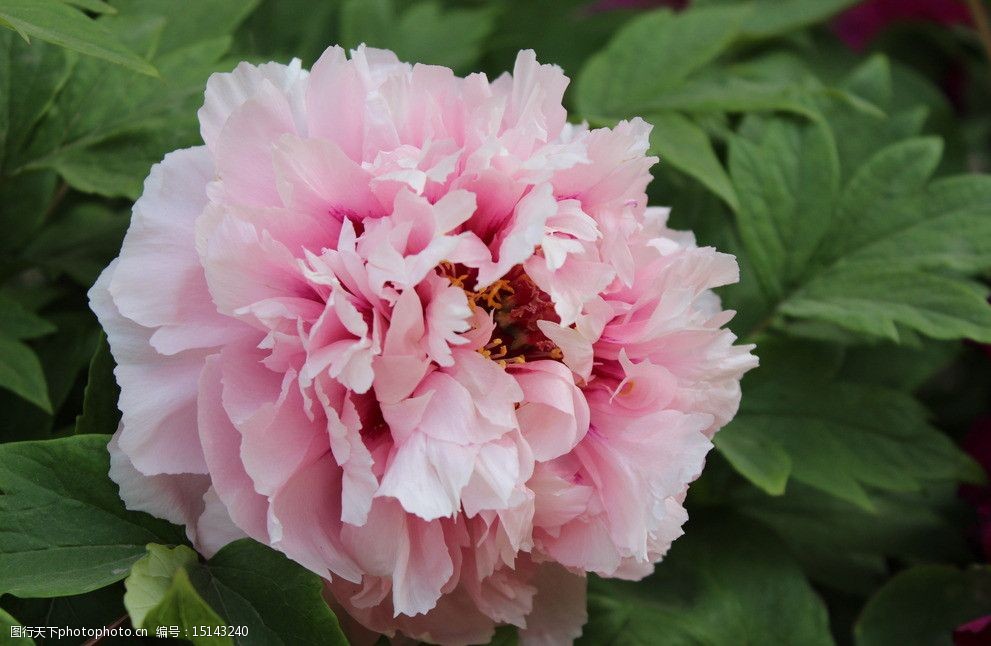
[439,262,561,369]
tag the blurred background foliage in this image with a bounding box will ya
[1,0,991,644]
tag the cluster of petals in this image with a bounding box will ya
[90,44,757,645]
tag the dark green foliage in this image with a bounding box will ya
[855,565,991,646]
[124,541,349,645]
[580,517,834,645]
[0,435,185,598]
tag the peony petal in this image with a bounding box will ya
[91,262,210,475]
[214,80,299,208]
[194,487,250,558]
[268,454,363,583]
[227,363,327,498]
[197,351,270,542]
[475,183,556,287]
[390,515,454,616]
[512,360,589,461]
[200,59,307,151]
[109,147,248,354]
[376,432,476,521]
[273,134,381,220]
[316,378,379,526]
[306,46,367,161]
[107,431,209,544]
[197,206,315,318]
[536,321,594,380]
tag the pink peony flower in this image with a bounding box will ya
[90,45,756,644]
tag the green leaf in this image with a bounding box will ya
[828,174,991,275]
[576,6,751,118]
[61,0,117,14]
[124,544,204,630]
[855,565,991,646]
[729,103,991,343]
[0,383,53,443]
[10,1,257,197]
[33,310,101,414]
[0,334,51,412]
[719,341,982,508]
[20,33,224,194]
[699,0,860,39]
[648,111,738,211]
[0,169,57,259]
[580,516,833,645]
[340,0,497,73]
[339,0,390,49]
[737,483,971,595]
[489,625,519,646]
[48,130,173,199]
[0,31,72,171]
[782,269,991,343]
[645,52,876,122]
[0,607,34,644]
[22,203,127,285]
[111,0,258,58]
[575,5,842,208]
[75,332,120,435]
[197,539,349,646]
[144,568,231,646]
[841,54,892,108]
[386,1,497,73]
[826,56,931,179]
[0,434,185,598]
[2,582,130,641]
[0,30,10,163]
[482,0,632,80]
[0,293,55,340]
[821,137,943,262]
[648,75,824,120]
[714,423,791,495]
[232,0,340,66]
[126,540,349,646]
[0,0,155,74]
[837,340,959,391]
[728,118,839,298]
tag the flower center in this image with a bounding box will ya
[439,263,563,367]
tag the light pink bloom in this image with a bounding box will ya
[91,45,757,644]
